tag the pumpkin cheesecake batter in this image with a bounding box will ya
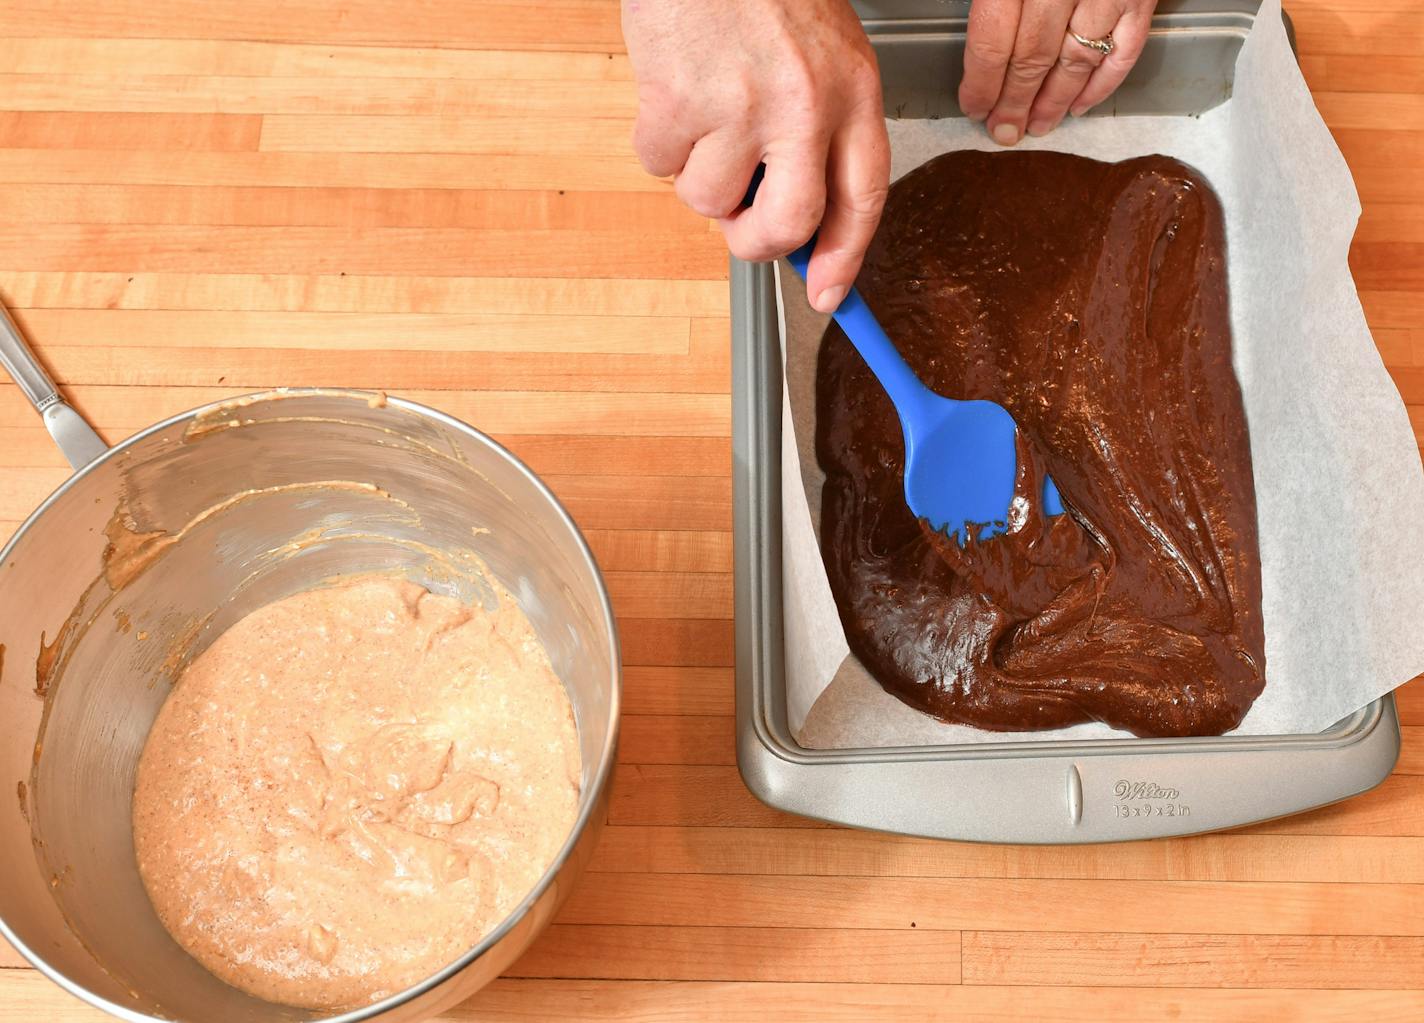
[132,575,581,1011]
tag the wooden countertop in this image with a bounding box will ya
[1,1,1421,1019]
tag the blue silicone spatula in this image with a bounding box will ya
[785,241,1063,542]
[747,172,1064,542]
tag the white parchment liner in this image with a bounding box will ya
[780,0,1424,747]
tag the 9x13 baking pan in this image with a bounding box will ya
[731,0,1400,844]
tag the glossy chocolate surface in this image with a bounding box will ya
[816,151,1264,737]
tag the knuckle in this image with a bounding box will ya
[632,122,679,177]
[844,56,883,102]
[676,177,737,219]
[635,143,675,177]
[725,233,777,263]
[779,99,824,137]
[1057,52,1098,73]
[1006,54,1057,81]
[958,82,992,114]
[855,183,890,219]
[966,38,1014,68]
[837,181,888,223]
[777,58,823,120]
[760,208,820,253]
[721,75,759,120]
[634,83,680,129]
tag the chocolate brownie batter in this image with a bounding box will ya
[816,150,1264,737]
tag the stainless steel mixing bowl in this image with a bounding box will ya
[0,312,620,1022]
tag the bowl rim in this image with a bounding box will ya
[0,387,623,1023]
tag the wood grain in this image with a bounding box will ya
[0,271,727,315]
[0,1,627,52]
[0,2,1421,1021]
[555,874,1424,935]
[585,827,1424,883]
[5,970,1422,1023]
[961,932,1424,988]
[507,925,962,983]
[0,383,731,436]
[0,224,726,277]
[0,184,696,232]
[0,112,262,151]
[0,150,657,192]
[0,38,634,80]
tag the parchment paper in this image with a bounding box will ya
[781,0,1424,747]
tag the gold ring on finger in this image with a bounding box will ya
[1070,31,1115,56]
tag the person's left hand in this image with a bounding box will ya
[959,0,1158,146]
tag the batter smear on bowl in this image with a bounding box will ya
[817,150,1265,738]
[132,575,581,1011]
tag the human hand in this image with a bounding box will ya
[959,0,1159,145]
[621,0,890,313]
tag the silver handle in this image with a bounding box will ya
[0,301,60,410]
[0,295,109,470]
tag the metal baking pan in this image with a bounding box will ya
[732,0,1399,843]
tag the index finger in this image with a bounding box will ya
[718,139,829,263]
[959,0,1024,122]
[803,110,890,313]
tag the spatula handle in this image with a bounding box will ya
[781,243,935,419]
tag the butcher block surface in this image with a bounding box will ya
[1,1,1423,1020]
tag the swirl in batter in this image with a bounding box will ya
[817,151,1265,737]
[132,575,581,1010]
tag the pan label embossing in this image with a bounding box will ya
[1114,780,1179,800]
[1112,779,1191,820]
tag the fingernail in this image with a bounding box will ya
[814,285,848,313]
[992,123,1020,146]
[965,109,987,123]
[1070,105,1089,118]
[1026,119,1052,137]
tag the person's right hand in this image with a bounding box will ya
[621,0,891,313]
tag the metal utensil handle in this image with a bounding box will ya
[0,294,109,469]
[0,300,60,410]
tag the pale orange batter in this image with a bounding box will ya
[131,576,581,1011]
